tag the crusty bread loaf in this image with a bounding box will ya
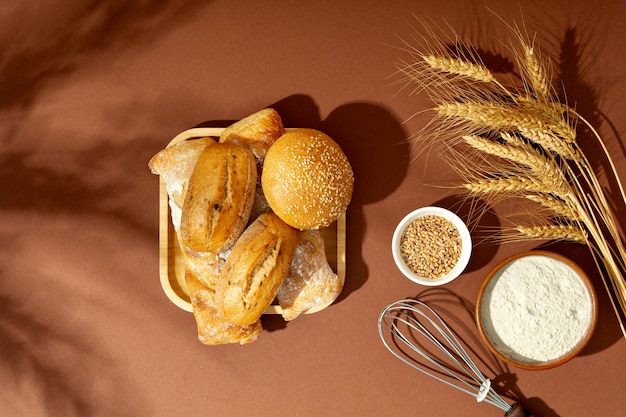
[261,128,354,229]
[185,268,262,345]
[180,143,257,253]
[149,110,351,345]
[148,137,215,231]
[220,108,285,223]
[277,229,344,320]
[216,213,298,325]
[219,108,285,160]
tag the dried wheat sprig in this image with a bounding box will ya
[562,156,626,274]
[522,45,551,100]
[463,134,563,177]
[525,193,582,221]
[517,224,587,242]
[462,134,573,199]
[463,175,570,197]
[436,101,577,148]
[521,102,577,142]
[398,22,626,338]
[421,54,498,84]
[498,130,578,165]
[516,224,587,243]
[517,127,580,160]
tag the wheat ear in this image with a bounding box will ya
[462,135,571,197]
[516,224,587,243]
[464,134,560,174]
[521,44,552,101]
[463,175,567,196]
[421,54,498,83]
[525,193,582,221]
[436,101,577,148]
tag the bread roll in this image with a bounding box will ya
[148,137,216,231]
[183,247,225,291]
[277,229,344,320]
[185,268,262,345]
[261,128,354,229]
[180,143,257,253]
[216,213,298,325]
[219,108,285,160]
[220,108,285,223]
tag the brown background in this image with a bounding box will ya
[2,0,625,416]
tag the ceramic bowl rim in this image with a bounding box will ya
[475,249,598,370]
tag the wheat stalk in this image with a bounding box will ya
[516,224,587,243]
[421,54,498,83]
[463,134,567,181]
[525,193,582,221]
[398,22,626,338]
[522,44,551,101]
[463,175,565,196]
[436,101,578,151]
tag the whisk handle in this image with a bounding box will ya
[505,403,533,417]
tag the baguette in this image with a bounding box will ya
[180,143,257,253]
[216,213,298,325]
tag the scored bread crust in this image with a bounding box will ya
[148,137,216,232]
[277,229,344,320]
[149,109,348,344]
[261,128,354,230]
[219,108,285,160]
[180,143,257,254]
[185,268,262,345]
[216,213,298,325]
[148,136,216,209]
[220,108,285,224]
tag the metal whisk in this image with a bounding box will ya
[378,299,532,417]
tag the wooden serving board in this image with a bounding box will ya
[158,128,346,314]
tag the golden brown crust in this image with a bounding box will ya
[220,108,283,224]
[261,128,354,230]
[148,137,216,230]
[183,247,225,291]
[277,229,344,320]
[185,269,262,345]
[149,110,349,344]
[216,213,298,325]
[180,143,257,253]
[219,108,285,160]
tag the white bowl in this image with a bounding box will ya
[391,206,472,286]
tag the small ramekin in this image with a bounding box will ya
[391,206,472,286]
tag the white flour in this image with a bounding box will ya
[480,254,594,363]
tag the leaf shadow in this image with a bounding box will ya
[0,0,207,115]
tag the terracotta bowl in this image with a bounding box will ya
[476,250,597,370]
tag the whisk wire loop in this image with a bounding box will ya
[378,299,512,412]
[386,306,476,384]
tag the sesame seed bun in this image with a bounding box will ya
[261,128,353,229]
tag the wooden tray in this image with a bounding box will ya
[159,128,346,313]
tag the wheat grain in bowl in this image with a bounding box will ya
[392,206,472,286]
